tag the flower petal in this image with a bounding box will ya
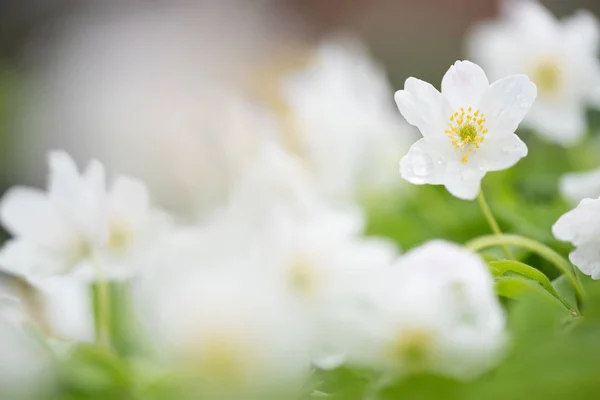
[399,139,444,185]
[442,163,485,200]
[109,176,150,224]
[395,78,447,140]
[441,60,489,109]
[569,243,600,280]
[0,187,72,246]
[479,75,537,134]
[553,198,600,246]
[472,134,528,172]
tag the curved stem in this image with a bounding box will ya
[466,234,585,300]
[477,191,514,259]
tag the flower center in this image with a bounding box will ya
[389,328,434,367]
[108,220,132,252]
[532,60,561,96]
[445,107,488,163]
[288,258,319,295]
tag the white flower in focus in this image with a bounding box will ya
[0,151,169,280]
[138,268,310,396]
[337,241,505,379]
[467,0,600,145]
[553,198,600,279]
[559,168,600,204]
[396,60,536,199]
[283,36,416,204]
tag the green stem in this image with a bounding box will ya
[93,256,112,349]
[466,234,585,301]
[477,191,514,259]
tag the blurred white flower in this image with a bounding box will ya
[396,60,536,200]
[18,1,302,220]
[283,37,415,203]
[139,268,310,397]
[553,198,600,279]
[336,240,506,379]
[0,151,169,280]
[468,0,600,145]
[155,141,399,369]
[559,168,600,204]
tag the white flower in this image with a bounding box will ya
[137,267,310,396]
[559,168,600,204]
[395,60,536,200]
[553,198,600,279]
[334,241,506,379]
[283,36,416,204]
[0,151,169,280]
[467,0,600,146]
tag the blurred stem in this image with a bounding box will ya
[466,234,586,301]
[477,190,514,259]
[93,255,112,350]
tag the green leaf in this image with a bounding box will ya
[495,276,573,317]
[552,275,579,313]
[489,260,559,299]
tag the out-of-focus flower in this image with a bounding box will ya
[0,296,51,398]
[0,151,169,280]
[138,268,310,397]
[559,168,600,204]
[553,198,600,279]
[18,1,302,220]
[335,240,506,379]
[282,37,415,203]
[467,0,600,146]
[395,60,536,200]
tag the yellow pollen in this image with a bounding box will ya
[445,107,487,164]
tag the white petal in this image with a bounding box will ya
[473,134,528,172]
[394,78,447,140]
[441,61,489,109]
[399,139,444,185]
[480,75,537,134]
[560,168,600,205]
[0,187,72,246]
[109,176,150,223]
[443,163,485,200]
[563,10,599,53]
[569,243,600,280]
[0,239,73,277]
[553,198,600,246]
[29,276,95,341]
[47,151,81,201]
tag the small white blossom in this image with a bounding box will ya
[334,241,506,379]
[468,0,600,145]
[559,168,600,204]
[283,36,416,203]
[396,60,536,199]
[0,151,169,280]
[553,198,600,279]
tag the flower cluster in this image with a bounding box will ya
[1,0,600,398]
